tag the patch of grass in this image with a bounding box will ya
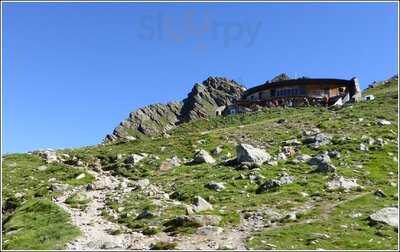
[64,193,90,209]
[150,241,177,250]
[246,193,398,250]
[2,199,80,250]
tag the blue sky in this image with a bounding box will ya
[2,2,398,153]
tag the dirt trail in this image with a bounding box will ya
[53,170,164,250]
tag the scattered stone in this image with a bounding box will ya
[326,176,359,191]
[282,139,301,146]
[282,146,296,157]
[34,149,58,163]
[192,196,213,212]
[327,150,341,159]
[296,154,312,162]
[86,184,96,191]
[205,182,225,192]
[369,207,398,228]
[374,189,387,198]
[316,162,336,173]
[376,138,384,146]
[308,153,331,166]
[137,209,155,219]
[51,183,71,192]
[303,132,331,149]
[300,192,309,197]
[37,165,48,171]
[377,119,392,126]
[134,179,150,189]
[267,160,278,166]
[284,212,297,221]
[159,156,181,171]
[14,192,24,199]
[302,128,320,136]
[236,143,270,167]
[193,150,216,164]
[75,173,86,180]
[359,143,369,151]
[256,173,294,193]
[211,146,222,155]
[125,154,145,165]
[48,177,57,183]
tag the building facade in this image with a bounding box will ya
[223,77,361,115]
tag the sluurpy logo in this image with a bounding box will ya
[137,10,263,50]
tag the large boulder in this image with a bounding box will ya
[236,144,271,167]
[369,207,398,228]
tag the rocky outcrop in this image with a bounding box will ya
[270,73,291,83]
[105,102,183,142]
[178,77,245,122]
[105,77,245,142]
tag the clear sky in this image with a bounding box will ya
[2,2,398,153]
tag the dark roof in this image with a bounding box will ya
[243,78,354,97]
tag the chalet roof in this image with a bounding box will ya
[243,78,354,97]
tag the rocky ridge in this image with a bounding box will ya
[105,77,246,142]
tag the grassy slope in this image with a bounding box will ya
[2,155,94,249]
[2,79,398,250]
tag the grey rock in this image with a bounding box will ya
[137,209,155,219]
[377,119,392,126]
[326,176,359,191]
[256,174,294,193]
[369,207,398,228]
[34,149,58,163]
[51,183,71,192]
[193,150,216,164]
[236,144,270,167]
[282,139,301,146]
[327,150,341,158]
[211,146,222,156]
[296,154,312,162]
[75,173,86,180]
[374,189,387,198]
[303,133,332,148]
[159,156,181,171]
[205,182,225,192]
[316,162,336,173]
[308,153,331,166]
[359,143,369,151]
[192,196,213,212]
[134,179,150,189]
[125,154,145,165]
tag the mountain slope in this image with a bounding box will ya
[2,76,398,250]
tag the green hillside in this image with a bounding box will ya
[2,78,398,250]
